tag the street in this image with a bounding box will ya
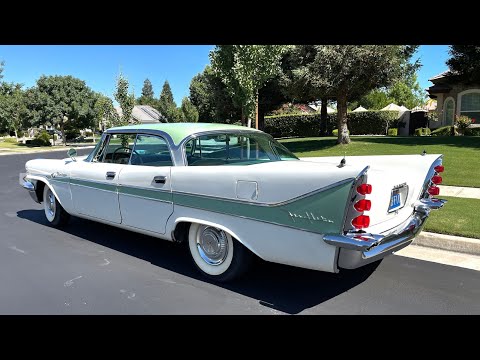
[1,150,480,314]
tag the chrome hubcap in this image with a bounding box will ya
[46,190,56,218]
[196,226,228,266]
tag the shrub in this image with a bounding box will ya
[455,115,472,134]
[264,110,398,138]
[387,128,398,136]
[85,130,93,137]
[465,127,480,136]
[431,126,454,136]
[65,129,81,140]
[414,128,431,136]
[31,131,51,146]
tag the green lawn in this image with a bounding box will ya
[0,141,53,151]
[423,196,480,239]
[280,136,480,188]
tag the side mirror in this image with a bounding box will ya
[67,148,77,161]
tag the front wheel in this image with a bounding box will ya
[188,223,252,282]
[43,185,70,227]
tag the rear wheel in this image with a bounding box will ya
[188,223,252,282]
[43,185,70,227]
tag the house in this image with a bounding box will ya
[427,71,480,128]
[115,105,166,124]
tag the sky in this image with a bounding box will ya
[0,45,450,104]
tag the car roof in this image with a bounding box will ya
[107,122,263,145]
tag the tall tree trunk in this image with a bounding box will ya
[241,107,246,127]
[320,98,328,136]
[14,129,18,141]
[258,107,265,132]
[337,92,350,144]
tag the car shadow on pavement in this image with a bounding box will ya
[18,209,381,314]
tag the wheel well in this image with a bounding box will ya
[172,222,191,244]
[36,181,46,203]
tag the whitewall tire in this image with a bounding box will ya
[43,185,70,227]
[188,223,252,282]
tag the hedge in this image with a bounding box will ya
[387,128,398,136]
[264,111,399,138]
[465,127,480,136]
[414,128,431,136]
[431,126,453,136]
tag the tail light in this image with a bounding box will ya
[354,199,371,212]
[357,183,372,195]
[431,175,442,185]
[428,186,440,196]
[352,215,370,229]
[434,165,444,173]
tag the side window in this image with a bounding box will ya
[88,133,109,162]
[101,134,137,164]
[130,134,173,167]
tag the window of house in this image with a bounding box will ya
[460,92,480,123]
[444,98,455,125]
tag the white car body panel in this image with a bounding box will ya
[22,124,446,274]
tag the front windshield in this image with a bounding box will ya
[184,132,298,166]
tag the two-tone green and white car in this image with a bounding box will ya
[21,123,446,282]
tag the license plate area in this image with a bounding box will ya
[388,183,408,212]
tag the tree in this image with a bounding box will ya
[114,73,135,127]
[210,45,286,127]
[94,94,119,131]
[447,45,480,83]
[0,60,4,81]
[181,97,199,122]
[137,78,158,108]
[28,75,97,145]
[158,80,180,122]
[0,83,29,139]
[189,65,241,123]
[293,45,419,144]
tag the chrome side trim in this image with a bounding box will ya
[118,191,173,204]
[172,177,353,208]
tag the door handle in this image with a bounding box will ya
[153,175,166,184]
[106,171,116,179]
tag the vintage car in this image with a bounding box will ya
[21,123,446,282]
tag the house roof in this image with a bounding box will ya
[108,122,261,145]
[115,105,165,124]
[428,71,451,82]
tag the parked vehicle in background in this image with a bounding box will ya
[21,123,447,282]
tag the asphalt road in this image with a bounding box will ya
[1,150,480,314]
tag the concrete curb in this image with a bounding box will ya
[413,231,480,256]
[0,145,95,156]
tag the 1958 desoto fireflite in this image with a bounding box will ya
[21,123,446,282]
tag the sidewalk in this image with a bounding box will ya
[438,185,480,199]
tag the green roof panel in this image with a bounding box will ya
[108,122,261,145]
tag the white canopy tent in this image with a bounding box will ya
[399,105,409,112]
[352,106,368,112]
[381,103,402,111]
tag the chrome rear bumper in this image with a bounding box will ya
[324,198,447,269]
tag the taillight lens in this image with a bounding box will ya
[352,215,370,229]
[428,186,440,196]
[357,183,372,195]
[431,175,442,185]
[354,199,371,212]
[434,165,444,173]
